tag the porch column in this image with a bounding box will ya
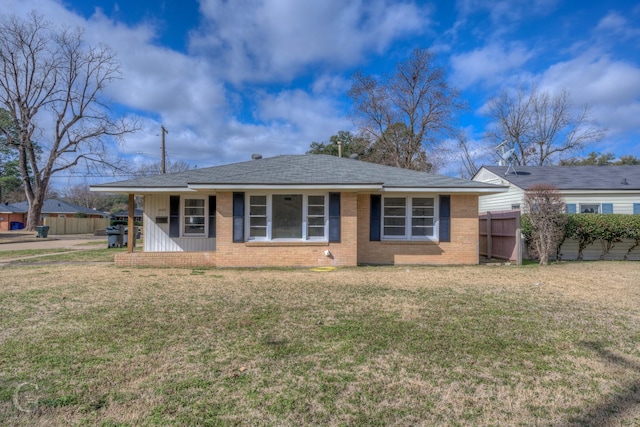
[127,193,135,253]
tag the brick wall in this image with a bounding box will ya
[215,192,359,267]
[115,251,216,267]
[357,194,479,265]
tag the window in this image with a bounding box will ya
[580,204,599,214]
[246,194,327,241]
[511,204,521,210]
[184,198,206,235]
[382,196,437,240]
[307,195,326,238]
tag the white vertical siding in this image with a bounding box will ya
[144,194,216,252]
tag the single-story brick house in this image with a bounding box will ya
[473,165,640,214]
[91,154,506,268]
[0,198,106,231]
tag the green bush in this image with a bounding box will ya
[522,214,640,261]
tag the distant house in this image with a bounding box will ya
[473,165,640,260]
[111,208,144,223]
[0,199,107,230]
[91,154,506,268]
[473,165,640,214]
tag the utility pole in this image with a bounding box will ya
[161,125,168,174]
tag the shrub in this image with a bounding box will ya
[524,184,568,265]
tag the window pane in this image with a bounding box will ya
[308,205,324,216]
[273,195,302,238]
[250,205,266,216]
[580,204,599,213]
[185,199,205,207]
[250,216,266,227]
[412,226,433,236]
[385,197,405,207]
[413,198,433,207]
[308,195,324,205]
[384,207,406,217]
[186,216,205,225]
[185,207,204,216]
[250,195,266,205]
[384,217,405,227]
[412,217,434,227]
[185,225,205,234]
[308,226,325,237]
[412,207,434,217]
[384,226,405,236]
[250,227,266,237]
[308,217,324,226]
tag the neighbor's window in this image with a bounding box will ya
[247,194,327,241]
[184,198,205,235]
[383,196,437,239]
[580,204,599,214]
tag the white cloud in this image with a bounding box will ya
[191,0,431,83]
[451,43,533,88]
[456,0,559,23]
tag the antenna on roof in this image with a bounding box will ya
[502,148,517,176]
[495,140,508,166]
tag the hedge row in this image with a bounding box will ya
[522,214,640,260]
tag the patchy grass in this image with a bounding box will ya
[12,247,127,263]
[1,262,640,425]
[0,248,72,260]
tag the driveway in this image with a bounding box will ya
[0,232,106,251]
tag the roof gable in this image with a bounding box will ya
[478,165,640,191]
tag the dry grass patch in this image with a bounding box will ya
[1,262,640,426]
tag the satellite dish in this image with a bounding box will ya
[502,148,515,161]
[502,148,517,176]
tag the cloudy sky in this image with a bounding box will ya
[4,0,640,185]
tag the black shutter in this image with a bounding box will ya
[169,195,180,237]
[208,195,216,238]
[439,195,451,242]
[232,192,244,243]
[328,192,341,242]
[370,195,381,241]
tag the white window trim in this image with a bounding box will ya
[381,195,439,241]
[245,192,329,242]
[182,196,208,237]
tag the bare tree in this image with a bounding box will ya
[348,49,465,172]
[524,184,568,265]
[456,132,480,178]
[486,85,605,166]
[0,12,139,230]
[135,159,192,176]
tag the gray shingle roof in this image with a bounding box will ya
[8,199,107,215]
[481,165,640,190]
[0,203,27,213]
[93,154,503,191]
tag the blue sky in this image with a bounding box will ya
[5,0,640,185]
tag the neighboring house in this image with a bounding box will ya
[1,199,107,229]
[0,203,27,231]
[91,154,506,268]
[473,165,640,215]
[473,165,640,260]
[111,208,144,223]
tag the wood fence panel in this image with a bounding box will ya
[44,217,109,234]
[479,210,522,264]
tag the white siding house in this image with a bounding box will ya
[473,165,640,261]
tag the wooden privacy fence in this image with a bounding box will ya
[44,217,110,235]
[479,210,522,265]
